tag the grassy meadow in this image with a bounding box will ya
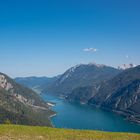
[0,125,139,140]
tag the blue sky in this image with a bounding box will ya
[0,0,140,77]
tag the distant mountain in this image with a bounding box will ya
[0,73,55,126]
[15,76,59,93]
[88,65,140,123]
[44,63,121,96]
[118,63,136,70]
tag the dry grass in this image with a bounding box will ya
[0,125,139,140]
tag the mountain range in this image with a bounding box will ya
[66,65,140,123]
[15,76,59,93]
[42,63,121,96]
[118,63,136,70]
[15,63,140,124]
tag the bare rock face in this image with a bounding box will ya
[0,73,34,106]
[0,74,13,91]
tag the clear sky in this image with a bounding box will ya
[0,0,140,77]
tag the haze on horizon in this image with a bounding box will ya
[0,0,140,77]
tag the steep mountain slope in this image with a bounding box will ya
[0,72,55,126]
[66,86,98,104]
[89,66,140,105]
[15,76,59,93]
[44,63,121,96]
[89,65,140,123]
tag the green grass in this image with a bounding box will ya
[0,125,140,140]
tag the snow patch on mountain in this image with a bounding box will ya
[59,63,107,83]
[118,63,136,70]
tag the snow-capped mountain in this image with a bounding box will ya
[43,63,121,95]
[59,63,107,83]
[118,63,136,70]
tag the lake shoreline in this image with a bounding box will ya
[49,113,57,127]
[42,94,140,133]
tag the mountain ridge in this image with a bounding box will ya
[15,76,60,93]
[0,72,55,126]
[43,63,121,95]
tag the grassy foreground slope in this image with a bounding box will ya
[0,125,140,140]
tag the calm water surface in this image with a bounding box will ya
[42,94,140,133]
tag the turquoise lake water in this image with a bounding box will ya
[42,94,140,133]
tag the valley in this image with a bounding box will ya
[1,0,140,139]
[15,63,140,127]
[0,62,135,135]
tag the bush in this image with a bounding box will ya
[4,119,12,125]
